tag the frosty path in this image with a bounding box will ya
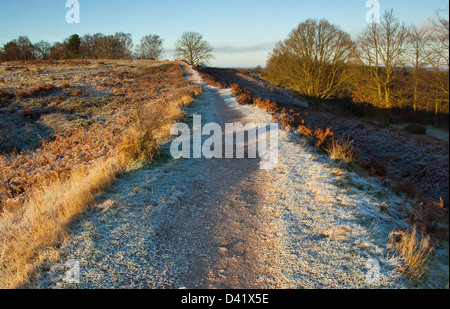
[30,64,407,289]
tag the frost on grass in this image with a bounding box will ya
[30,67,417,289]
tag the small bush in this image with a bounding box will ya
[359,158,389,177]
[393,179,420,199]
[297,120,313,137]
[314,127,334,147]
[404,124,427,135]
[407,198,449,240]
[253,97,278,112]
[230,84,241,95]
[279,111,297,130]
[237,90,253,105]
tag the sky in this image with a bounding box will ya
[0,0,447,67]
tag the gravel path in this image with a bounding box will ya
[29,65,408,289]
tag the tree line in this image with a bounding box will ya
[0,32,166,61]
[265,8,449,124]
[0,31,214,68]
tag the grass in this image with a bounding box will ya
[0,60,202,288]
[197,65,449,286]
[0,156,121,288]
[389,226,434,281]
[325,137,355,164]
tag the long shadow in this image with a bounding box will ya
[0,106,55,155]
[200,67,450,205]
[158,86,277,289]
[200,67,303,106]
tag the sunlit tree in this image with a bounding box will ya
[265,19,354,105]
[175,32,213,66]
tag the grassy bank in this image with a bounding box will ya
[0,60,202,288]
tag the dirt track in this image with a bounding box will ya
[155,64,280,288]
[29,64,415,289]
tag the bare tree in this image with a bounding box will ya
[406,22,433,112]
[111,32,133,59]
[265,19,354,104]
[429,7,450,68]
[49,42,68,60]
[16,36,36,61]
[34,40,52,60]
[80,34,96,58]
[425,7,449,119]
[175,32,213,66]
[80,32,133,59]
[356,10,408,115]
[136,35,164,60]
[0,37,36,61]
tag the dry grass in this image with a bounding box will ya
[0,60,202,288]
[0,156,121,288]
[326,137,355,164]
[318,225,351,241]
[197,66,449,286]
[389,226,434,281]
[196,67,449,206]
[0,125,120,210]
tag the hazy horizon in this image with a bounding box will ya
[0,0,448,67]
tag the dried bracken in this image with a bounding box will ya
[197,67,449,206]
[0,60,202,288]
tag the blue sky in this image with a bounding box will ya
[0,0,447,67]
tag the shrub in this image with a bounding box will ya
[230,83,241,95]
[279,110,297,130]
[407,198,449,240]
[118,126,160,165]
[297,120,313,137]
[404,124,427,135]
[314,127,334,147]
[359,158,389,177]
[237,90,253,105]
[393,179,420,199]
[253,97,278,112]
